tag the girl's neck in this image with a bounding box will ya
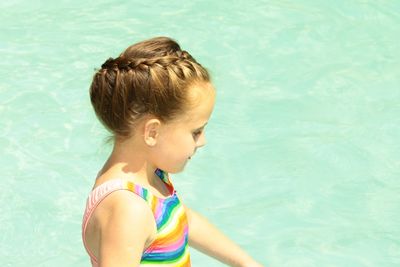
[94,141,160,190]
[95,154,172,198]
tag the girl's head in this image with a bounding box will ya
[89,37,215,172]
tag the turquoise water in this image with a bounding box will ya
[1,1,399,266]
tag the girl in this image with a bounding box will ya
[82,36,263,267]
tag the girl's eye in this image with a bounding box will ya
[192,130,202,139]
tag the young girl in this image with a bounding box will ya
[82,36,263,267]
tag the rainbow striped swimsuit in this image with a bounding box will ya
[82,168,191,266]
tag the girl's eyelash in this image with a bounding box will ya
[193,130,202,136]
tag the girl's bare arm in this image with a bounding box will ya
[184,205,264,267]
[97,191,155,267]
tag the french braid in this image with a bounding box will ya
[89,37,211,139]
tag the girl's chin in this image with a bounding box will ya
[166,161,190,174]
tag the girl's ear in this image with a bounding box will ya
[143,118,161,146]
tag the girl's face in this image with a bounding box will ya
[152,83,216,173]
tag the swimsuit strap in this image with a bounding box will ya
[155,168,175,194]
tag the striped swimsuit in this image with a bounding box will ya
[82,168,191,266]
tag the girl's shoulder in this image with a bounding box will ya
[89,180,157,241]
[85,183,157,263]
[95,183,152,214]
[89,178,155,225]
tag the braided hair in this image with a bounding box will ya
[89,37,211,140]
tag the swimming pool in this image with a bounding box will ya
[1,1,399,266]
